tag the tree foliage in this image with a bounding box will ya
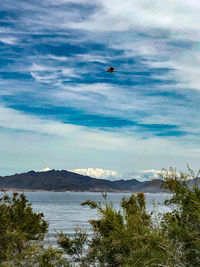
[161,167,200,266]
[58,168,200,267]
[0,191,69,266]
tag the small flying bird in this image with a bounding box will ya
[106,66,116,72]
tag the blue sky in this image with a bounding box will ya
[1,0,200,179]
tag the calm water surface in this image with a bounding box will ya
[14,192,171,245]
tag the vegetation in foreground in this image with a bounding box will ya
[0,191,69,266]
[0,167,200,266]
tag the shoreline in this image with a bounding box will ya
[0,188,164,193]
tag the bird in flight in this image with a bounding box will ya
[107,66,116,72]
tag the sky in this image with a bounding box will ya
[1,0,200,180]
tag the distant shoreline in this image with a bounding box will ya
[0,170,165,193]
[0,188,163,193]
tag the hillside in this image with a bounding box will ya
[0,169,163,192]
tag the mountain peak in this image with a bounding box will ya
[0,169,163,193]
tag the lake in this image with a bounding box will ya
[14,191,172,246]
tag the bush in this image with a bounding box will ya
[161,168,200,266]
[0,191,69,266]
[58,168,200,267]
[58,193,177,266]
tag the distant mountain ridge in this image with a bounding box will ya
[0,169,164,192]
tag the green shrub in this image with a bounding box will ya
[0,191,69,266]
[58,168,200,267]
[58,193,177,266]
[161,168,200,266]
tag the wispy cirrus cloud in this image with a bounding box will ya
[1,0,200,175]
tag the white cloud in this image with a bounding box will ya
[61,68,80,78]
[29,63,81,83]
[152,49,200,90]
[119,169,163,181]
[69,1,200,33]
[72,168,121,180]
[138,169,162,180]
[0,105,140,152]
[51,82,153,117]
[38,167,52,172]
[71,168,164,181]
[76,54,107,64]
[29,63,53,72]
[0,105,80,136]
[46,55,69,61]
[0,37,17,45]
[30,71,58,83]
[29,63,61,83]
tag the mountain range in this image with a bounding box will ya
[0,169,164,193]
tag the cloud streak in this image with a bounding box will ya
[1,0,200,175]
